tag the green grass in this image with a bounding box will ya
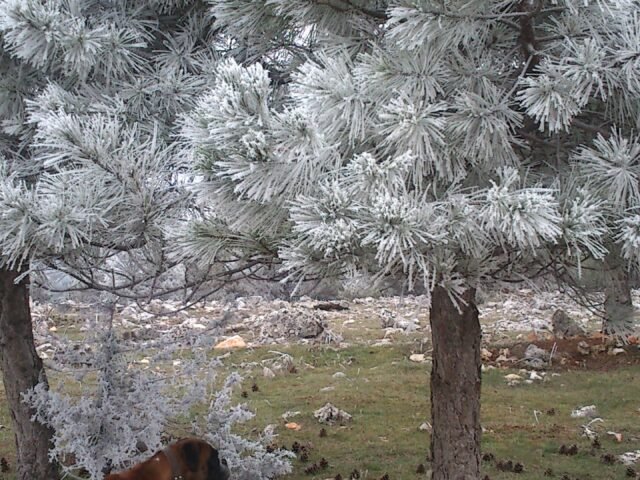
[1,344,639,479]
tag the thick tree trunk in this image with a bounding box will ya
[429,286,481,480]
[603,253,634,337]
[0,268,59,480]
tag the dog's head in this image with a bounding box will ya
[104,439,230,480]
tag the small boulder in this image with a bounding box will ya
[571,405,598,418]
[214,335,247,349]
[552,309,585,338]
[481,348,493,362]
[577,341,591,355]
[523,344,550,368]
[313,403,353,425]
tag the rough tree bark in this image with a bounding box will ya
[0,268,59,480]
[429,285,481,480]
[603,252,634,337]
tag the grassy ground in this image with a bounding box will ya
[218,345,640,480]
[1,343,639,479]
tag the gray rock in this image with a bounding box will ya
[522,344,550,369]
[552,309,585,338]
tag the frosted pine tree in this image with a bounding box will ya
[182,1,640,478]
[0,2,254,479]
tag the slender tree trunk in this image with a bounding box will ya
[429,286,481,480]
[603,252,634,337]
[0,268,59,480]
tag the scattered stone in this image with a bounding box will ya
[552,309,585,338]
[481,348,493,361]
[571,405,598,418]
[529,371,543,381]
[314,403,352,425]
[504,374,523,381]
[333,372,347,379]
[282,411,301,421]
[263,367,276,378]
[418,422,432,432]
[626,467,637,477]
[250,306,342,344]
[313,302,348,311]
[409,354,426,363]
[619,451,640,466]
[319,428,327,438]
[285,422,302,431]
[577,341,591,355]
[523,344,550,368]
[513,462,524,473]
[214,335,247,349]
[608,347,626,356]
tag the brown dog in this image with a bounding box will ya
[104,438,230,480]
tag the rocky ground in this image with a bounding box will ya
[31,288,640,372]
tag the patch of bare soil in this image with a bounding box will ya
[489,336,640,371]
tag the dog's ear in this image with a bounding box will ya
[181,440,201,472]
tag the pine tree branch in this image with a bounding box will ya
[315,0,388,20]
[412,6,565,21]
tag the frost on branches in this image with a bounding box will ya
[23,320,292,480]
[182,0,640,335]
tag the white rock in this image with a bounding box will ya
[571,405,598,418]
[263,367,276,378]
[504,374,523,381]
[529,371,543,381]
[619,450,640,466]
[409,354,426,363]
[281,411,301,420]
[313,403,352,424]
[418,422,432,432]
[332,372,347,379]
[608,347,625,356]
